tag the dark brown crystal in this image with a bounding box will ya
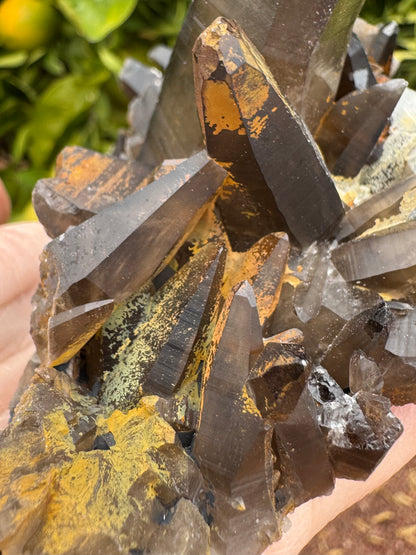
[140,0,365,164]
[31,150,227,366]
[316,79,406,177]
[193,282,279,555]
[32,146,152,237]
[308,366,403,480]
[336,32,377,99]
[194,17,344,248]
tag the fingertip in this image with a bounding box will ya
[0,178,11,224]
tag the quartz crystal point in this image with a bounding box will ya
[299,0,366,132]
[194,17,344,248]
[349,350,384,394]
[320,301,392,388]
[320,301,416,404]
[119,58,164,157]
[249,340,311,422]
[248,334,335,505]
[366,21,399,74]
[119,57,162,99]
[353,18,380,53]
[273,387,335,507]
[141,247,225,399]
[332,221,416,283]
[336,174,416,241]
[47,300,114,370]
[148,45,172,70]
[308,366,403,480]
[316,79,407,177]
[337,33,377,99]
[193,281,279,555]
[245,233,290,330]
[193,281,264,486]
[99,242,225,409]
[140,0,364,164]
[333,187,416,301]
[32,146,151,237]
[353,18,399,75]
[294,242,330,323]
[31,151,227,366]
[271,251,382,363]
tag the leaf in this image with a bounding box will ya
[3,74,37,103]
[12,125,31,163]
[0,51,28,68]
[57,0,138,42]
[27,48,47,67]
[0,97,24,136]
[139,1,188,40]
[97,45,123,75]
[25,71,109,167]
[42,51,66,75]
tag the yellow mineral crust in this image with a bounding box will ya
[232,66,271,130]
[0,370,207,555]
[241,385,262,416]
[362,187,416,236]
[100,242,221,410]
[202,80,245,135]
[55,146,149,209]
[195,17,295,150]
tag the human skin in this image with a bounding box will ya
[0,179,11,225]
[0,220,415,555]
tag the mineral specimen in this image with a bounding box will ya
[336,32,377,98]
[316,79,406,177]
[31,150,227,366]
[1,2,416,555]
[193,17,344,249]
[139,0,365,164]
[32,146,152,237]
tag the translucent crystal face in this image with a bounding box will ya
[1,2,415,555]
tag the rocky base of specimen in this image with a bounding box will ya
[1,3,416,555]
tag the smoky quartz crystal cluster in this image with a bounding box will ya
[2,1,416,554]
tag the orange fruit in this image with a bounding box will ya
[0,0,58,51]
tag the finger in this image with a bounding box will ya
[264,404,416,555]
[0,178,11,225]
[0,222,47,355]
[0,222,47,422]
[0,222,47,305]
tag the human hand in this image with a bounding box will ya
[0,221,48,428]
[0,219,415,555]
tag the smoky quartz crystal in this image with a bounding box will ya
[1,2,415,555]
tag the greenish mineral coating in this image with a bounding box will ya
[100,242,223,409]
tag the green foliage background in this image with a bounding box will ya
[361,0,416,86]
[0,0,415,220]
[0,0,190,219]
